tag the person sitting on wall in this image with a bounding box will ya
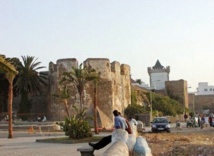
[118,112,132,134]
[42,115,47,122]
[88,110,129,151]
[184,113,188,122]
[37,116,42,122]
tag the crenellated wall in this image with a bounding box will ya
[148,65,170,90]
[147,66,170,75]
[49,58,131,128]
[48,59,80,120]
[120,64,131,110]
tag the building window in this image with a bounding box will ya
[204,89,207,91]
[210,88,212,91]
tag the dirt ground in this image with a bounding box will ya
[140,127,214,156]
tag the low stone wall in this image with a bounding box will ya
[103,141,129,156]
[133,136,152,156]
[0,121,60,132]
[103,129,152,156]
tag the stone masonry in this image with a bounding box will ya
[189,94,214,113]
[48,58,131,128]
[165,79,188,108]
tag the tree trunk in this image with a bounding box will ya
[8,80,13,138]
[94,82,98,134]
[79,92,83,111]
[19,91,30,120]
[64,100,70,118]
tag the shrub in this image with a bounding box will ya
[124,104,147,118]
[57,106,92,139]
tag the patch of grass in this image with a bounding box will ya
[36,135,104,144]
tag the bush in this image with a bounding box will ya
[57,106,92,139]
[124,104,147,118]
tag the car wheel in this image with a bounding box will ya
[167,130,170,133]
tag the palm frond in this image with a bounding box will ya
[15,55,48,95]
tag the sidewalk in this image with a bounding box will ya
[0,130,111,156]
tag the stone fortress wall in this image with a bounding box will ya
[165,79,189,108]
[188,93,195,112]
[195,95,214,113]
[48,58,131,128]
[10,58,213,123]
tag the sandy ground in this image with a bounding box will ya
[142,126,214,156]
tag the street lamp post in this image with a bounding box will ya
[188,86,196,115]
[193,92,195,114]
[150,89,153,122]
[150,87,155,122]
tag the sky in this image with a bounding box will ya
[1,0,214,92]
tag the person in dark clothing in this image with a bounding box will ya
[209,115,213,127]
[89,135,112,150]
[89,110,128,150]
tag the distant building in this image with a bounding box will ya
[196,82,214,95]
[147,60,170,90]
[131,78,150,90]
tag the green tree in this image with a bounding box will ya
[131,90,137,105]
[0,72,9,112]
[136,79,143,85]
[146,92,184,116]
[15,56,48,119]
[60,63,99,111]
[136,79,142,85]
[53,85,71,117]
[124,104,147,119]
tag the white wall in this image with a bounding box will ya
[151,72,168,90]
[196,82,214,95]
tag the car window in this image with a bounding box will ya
[153,118,168,123]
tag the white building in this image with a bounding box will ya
[147,60,170,90]
[196,82,214,95]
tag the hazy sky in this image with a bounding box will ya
[1,0,214,92]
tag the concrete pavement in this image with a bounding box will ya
[0,125,151,156]
[0,130,111,156]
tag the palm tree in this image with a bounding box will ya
[60,63,99,111]
[53,85,71,117]
[0,55,18,138]
[15,56,48,119]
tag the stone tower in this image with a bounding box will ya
[165,79,189,108]
[48,58,131,128]
[147,60,170,90]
